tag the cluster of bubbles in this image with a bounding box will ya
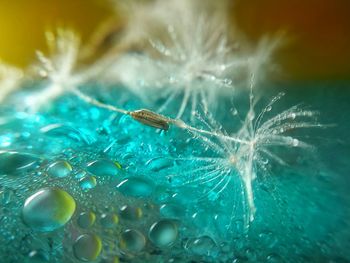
[0,89,349,262]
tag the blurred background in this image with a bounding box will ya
[0,0,349,81]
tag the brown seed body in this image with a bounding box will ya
[130,109,170,130]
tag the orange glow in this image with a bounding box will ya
[232,0,350,80]
[0,0,112,67]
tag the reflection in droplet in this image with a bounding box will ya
[119,205,142,221]
[101,213,119,228]
[22,188,76,232]
[46,160,72,178]
[120,229,146,253]
[79,176,97,190]
[73,234,102,261]
[86,159,121,177]
[149,219,178,247]
[0,151,39,175]
[185,236,217,256]
[117,177,154,197]
[77,211,96,229]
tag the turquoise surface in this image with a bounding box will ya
[0,82,349,262]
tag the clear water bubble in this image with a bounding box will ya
[73,234,102,261]
[159,203,185,219]
[22,188,76,232]
[119,229,146,253]
[149,219,178,247]
[185,236,217,256]
[100,213,119,228]
[0,151,39,175]
[26,249,49,263]
[79,176,97,191]
[146,157,174,172]
[119,205,142,221]
[117,177,154,197]
[46,160,72,178]
[292,138,299,147]
[77,211,96,229]
[86,159,121,177]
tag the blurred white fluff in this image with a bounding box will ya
[0,62,23,103]
[106,0,281,119]
[24,29,81,111]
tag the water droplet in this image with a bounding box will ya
[120,229,146,253]
[149,219,178,247]
[86,159,121,177]
[231,108,238,116]
[22,188,76,232]
[117,177,154,197]
[46,160,72,178]
[100,213,119,228]
[160,203,185,219]
[185,236,217,256]
[73,234,102,261]
[0,151,38,175]
[119,205,142,220]
[292,138,299,147]
[146,157,174,172]
[266,105,272,112]
[27,249,49,262]
[266,253,283,263]
[79,176,97,191]
[77,211,96,229]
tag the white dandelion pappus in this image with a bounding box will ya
[177,89,323,226]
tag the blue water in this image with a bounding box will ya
[0,82,349,262]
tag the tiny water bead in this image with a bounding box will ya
[73,234,102,261]
[0,151,39,175]
[86,159,121,177]
[119,205,142,221]
[77,211,96,229]
[79,176,97,190]
[46,160,72,178]
[119,229,146,253]
[22,188,76,232]
[148,219,178,247]
[117,177,154,197]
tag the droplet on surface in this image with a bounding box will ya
[79,176,97,190]
[86,159,121,177]
[27,249,49,263]
[149,219,178,247]
[73,234,102,261]
[185,236,217,256]
[100,213,119,228]
[77,211,96,229]
[0,151,39,175]
[146,157,173,172]
[119,205,142,221]
[22,188,76,232]
[46,160,72,178]
[117,177,154,197]
[120,229,146,253]
[160,203,185,219]
[292,138,299,147]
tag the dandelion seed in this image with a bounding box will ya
[179,90,324,226]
